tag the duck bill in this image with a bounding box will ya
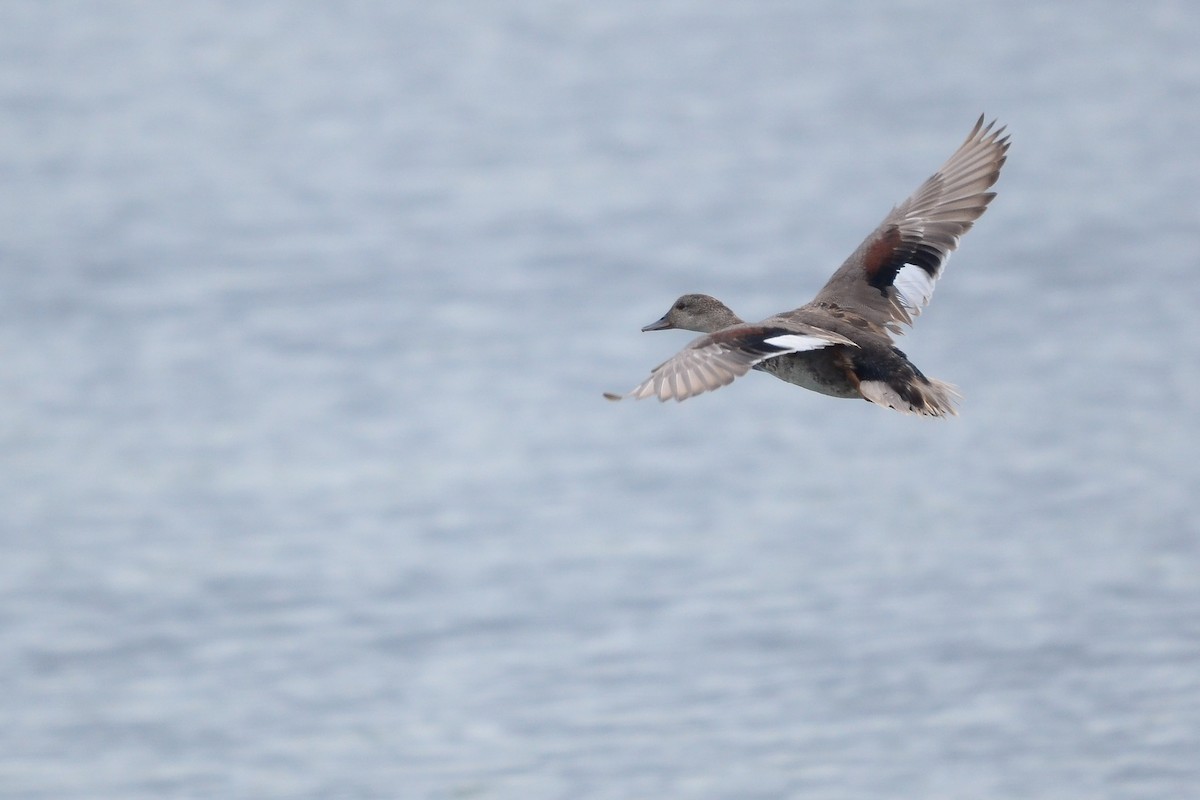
[641,315,674,332]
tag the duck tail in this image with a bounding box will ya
[858,375,961,417]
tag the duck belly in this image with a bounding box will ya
[757,350,860,399]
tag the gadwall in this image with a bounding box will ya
[605,116,1010,417]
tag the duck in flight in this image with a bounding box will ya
[605,116,1010,417]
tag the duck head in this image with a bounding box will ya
[642,294,743,334]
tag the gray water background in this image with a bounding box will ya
[2,2,1199,798]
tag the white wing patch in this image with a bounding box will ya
[761,333,833,352]
[892,262,939,317]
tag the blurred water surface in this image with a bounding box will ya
[2,2,1198,798]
